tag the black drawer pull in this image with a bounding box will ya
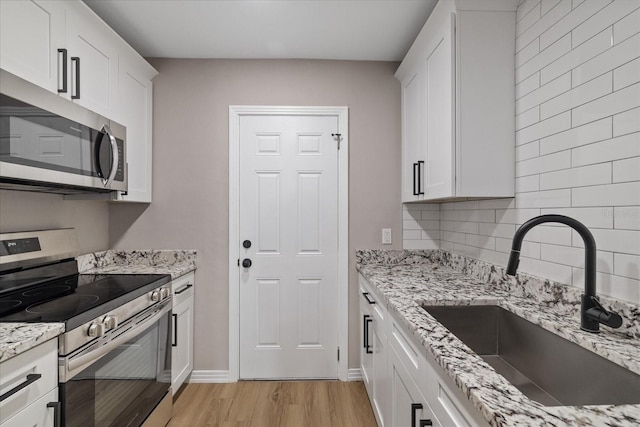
[47,401,61,427]
[417,160,424,195]
[411,403,423,427]
[71,56,80,99]
[0,373,42,402]
[413,162,419,195]
[175,283,193,295]
[362,292,376,305]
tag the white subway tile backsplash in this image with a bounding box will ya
[540,207,614,228]
[571,132,640,167]
[516,111,571,145]
[517,1,542,37]
[572,181,640,207]
[572,33,640,87]
[516,140,541,161]
[613,6,640,44]
[572,0,639,47]
[576,228,640,255]
[540,0,611,50]
[517,150,571,176]
[516,188,572,208]
[572,82,640,127]
[613,157,640,183]
[516,73,541,99]
[517,35,571,84]
[516,174,541,192]
[516,107,541,130]
[613,107,640,136]
[539,116,612,155]
[614,57,640,90]
[540,71,612,119]
[403,0,640,307]
[614,207,640,230]
[615,253,640,280]
[516,0,571,52]
[540,26,612,85]
[539,162,611,190]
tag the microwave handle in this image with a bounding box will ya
[101,124,119,187]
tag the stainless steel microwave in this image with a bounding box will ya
[0,70,126,194]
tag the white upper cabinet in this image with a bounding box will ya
[396,0,517,202]
[0,0,158,203]
[0,0,67,94]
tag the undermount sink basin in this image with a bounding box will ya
[421,304,640,407]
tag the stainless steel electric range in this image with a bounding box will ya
[0,229,173,427]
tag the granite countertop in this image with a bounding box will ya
[0,249,197,363]
[357,249,640,427]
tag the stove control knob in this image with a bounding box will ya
[88,322,105,338]
[150,290,161,302]
[102,315,118,330]
[160,287,170,300]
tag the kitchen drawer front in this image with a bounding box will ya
[0,388,58,427]
[359,275,387,325]
[0,339,57,422]
[172,272,195,306]
[389,315,426,386]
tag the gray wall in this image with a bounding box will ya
[109,59,403,372]
[0,190,109,253]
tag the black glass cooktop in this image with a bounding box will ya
[0,273,171,330]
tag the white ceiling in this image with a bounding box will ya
[83,0,438,61]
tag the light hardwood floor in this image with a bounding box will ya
[168,381,377,427]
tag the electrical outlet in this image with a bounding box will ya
[382,228,392,245]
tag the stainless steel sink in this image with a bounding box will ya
[421,304,640,407]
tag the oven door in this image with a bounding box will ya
[59,299,171,427]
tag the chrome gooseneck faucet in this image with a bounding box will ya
[505,214,622,333]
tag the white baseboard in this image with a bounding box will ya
[188,370,232,383]
[188,369,361,383]
[347,368,362,381]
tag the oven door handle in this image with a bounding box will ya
[62,300,171,382]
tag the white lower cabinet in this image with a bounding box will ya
[358,273,489,427]
[171,272,195,394]
[0,339,59,427]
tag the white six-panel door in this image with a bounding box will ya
[238,113,340,379]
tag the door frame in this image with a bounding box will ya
[228,105,349,381]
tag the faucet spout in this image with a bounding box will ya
[505,214,622,333]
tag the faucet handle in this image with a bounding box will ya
[584,296,623,329]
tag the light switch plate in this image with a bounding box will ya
[382,228,392,245]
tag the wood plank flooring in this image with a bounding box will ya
[168,381,377,427]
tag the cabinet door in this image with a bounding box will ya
[0,0,66,94]
[0,389,58,427]
[171,294,194,394]
[423,13,454,200]
[65,5,119,117]
[360,293,373,394]
[113,56,155,203]
[371,311,388,427]
[401,69,425,202]
[390,346,440,427]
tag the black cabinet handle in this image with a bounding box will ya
[412,162,419,196]
[364,315,373,354]
[362,292,376,305]
[411,403,423,427]
[363,314,370,349]
[172,313,178,347]
[417,160,424,195]
[57,49,67,93]
[0,373,41,402]
[71,56,80,99]
[47,401,61,427]
[175,283,193,295]
[420,419,433,426]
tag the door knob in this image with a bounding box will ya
[243,240,252,249]
[242,258,252,268]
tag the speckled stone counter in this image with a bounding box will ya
[0,323,64,363]
[78,249,197,279]
[357,249,640,427]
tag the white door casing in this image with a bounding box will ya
[229,106,349,381]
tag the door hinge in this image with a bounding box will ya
[337,346,340,361]
[332,133,342,150]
